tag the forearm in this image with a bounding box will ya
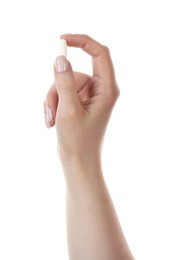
[61,154,134,260]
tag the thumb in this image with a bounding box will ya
[54,55,81,113]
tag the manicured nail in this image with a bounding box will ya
[45,113,51,128]
[46,106,53,122]
[55,55,68,73]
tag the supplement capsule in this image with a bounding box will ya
[60,39,67,57]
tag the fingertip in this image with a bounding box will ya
[44,87,58,129]
[45,113,51,129]
[44,111,56,129]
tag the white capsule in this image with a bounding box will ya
[60,39,67,57]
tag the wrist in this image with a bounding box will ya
[58,149,103,185]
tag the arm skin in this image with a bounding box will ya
[44,34,134,260]
[62,155,134,260]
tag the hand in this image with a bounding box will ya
[44,34,120,162]
[43,35,135,260]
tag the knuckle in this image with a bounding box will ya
[102,45,110,55]
[112,88,120,104]
[105,86,120,106]
[115,86,120,100]
[81,34,90,39]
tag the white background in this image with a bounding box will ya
[0,0,178,259]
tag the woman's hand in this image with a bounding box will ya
[43,35,134,260]
[44,34,119,162]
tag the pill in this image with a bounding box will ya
[60,39,67,57]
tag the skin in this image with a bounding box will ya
[44,34,134,260]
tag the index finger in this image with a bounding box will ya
[60,34,116,84]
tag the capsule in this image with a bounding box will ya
[60,39,67,57]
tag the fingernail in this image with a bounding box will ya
[55,55,68,73]
[46,106,53,121]
[45,113,51,128]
